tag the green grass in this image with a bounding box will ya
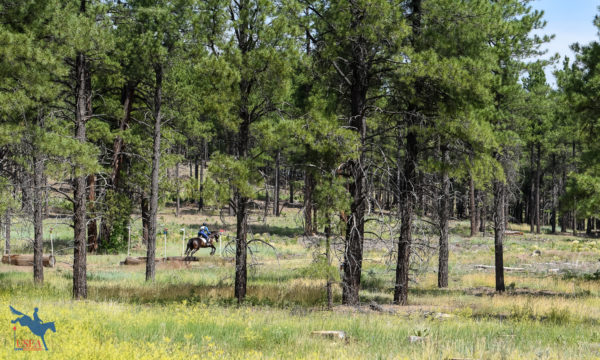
[3,213,600,358]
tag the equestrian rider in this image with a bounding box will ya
[198,223,211,245]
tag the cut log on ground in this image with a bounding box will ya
[2,254,55,267]
[505,230,524,235]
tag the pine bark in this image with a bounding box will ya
[73,49,89,299]
[550,154,557,234]
[274,150,280,216]
[493,180,505,292]
[145,63,163,282]
[529,145,535,233]
[437,146,449,288]
[304,171,313,235]
[469,175,477,236]
[535,143,541,234]
[326,223,333,310]
[394,0,422,305]
[175,161,180,218]
[341,76,368,305]
[141,193,149,245]
[33,152,44,284]
[234,97,251,303]
[289,169,294,203]
[4,210,10,255]
[394,129,417,305]
[87,174,97,252]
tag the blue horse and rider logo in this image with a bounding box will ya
[10,306,56,351]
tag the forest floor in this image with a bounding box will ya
[2,204,600,359]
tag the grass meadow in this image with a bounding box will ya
[2,205,600,359]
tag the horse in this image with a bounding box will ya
[185,233,220,257]
[10,306,56,351]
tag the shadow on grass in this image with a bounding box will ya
[88,281,331,307]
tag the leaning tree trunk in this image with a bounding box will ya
[493,180,505,293]
[145,63,163,282]
[437,146,449,288]
[32,152,44,285]
[73,49,89,299]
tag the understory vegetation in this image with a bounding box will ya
[4,210,600,359]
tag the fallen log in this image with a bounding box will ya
[2,254,55,268]
[474,264,526,271]
[505,230,524,235]
[121,256,162,265]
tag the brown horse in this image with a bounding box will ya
[185,233,220,257]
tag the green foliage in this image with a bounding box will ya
[99,191,133,253]
[298,255,340,282]
[204,152,263,207]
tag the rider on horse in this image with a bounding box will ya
[198,223,211,245]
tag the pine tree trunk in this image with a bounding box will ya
[341,84,368,305]
[198,139,206,210]
[493,180,505,292]
[263,181,269,223]
[274,150,280,216]
[342,158,365,305]
[87,174,97,252]
[234,190,248,302]
[326,223,333,310]
[73,46,89,299]
[175,162,180,218]
[438,146,449,288]
[99,83,135,247]
[234,104,251,303]
[572,141,577,236]
[535,143,541,234]
[551,154,557,234]
[289,169,294,204]
[479,193,486,236]
[33,152,44,285]
[4,210,10,255]
[529,145,535,233]
[469,175,477,237]
[141,193,149,246]
[145,63,163,282]
[394,129,417,305]
[304,171,313,235]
